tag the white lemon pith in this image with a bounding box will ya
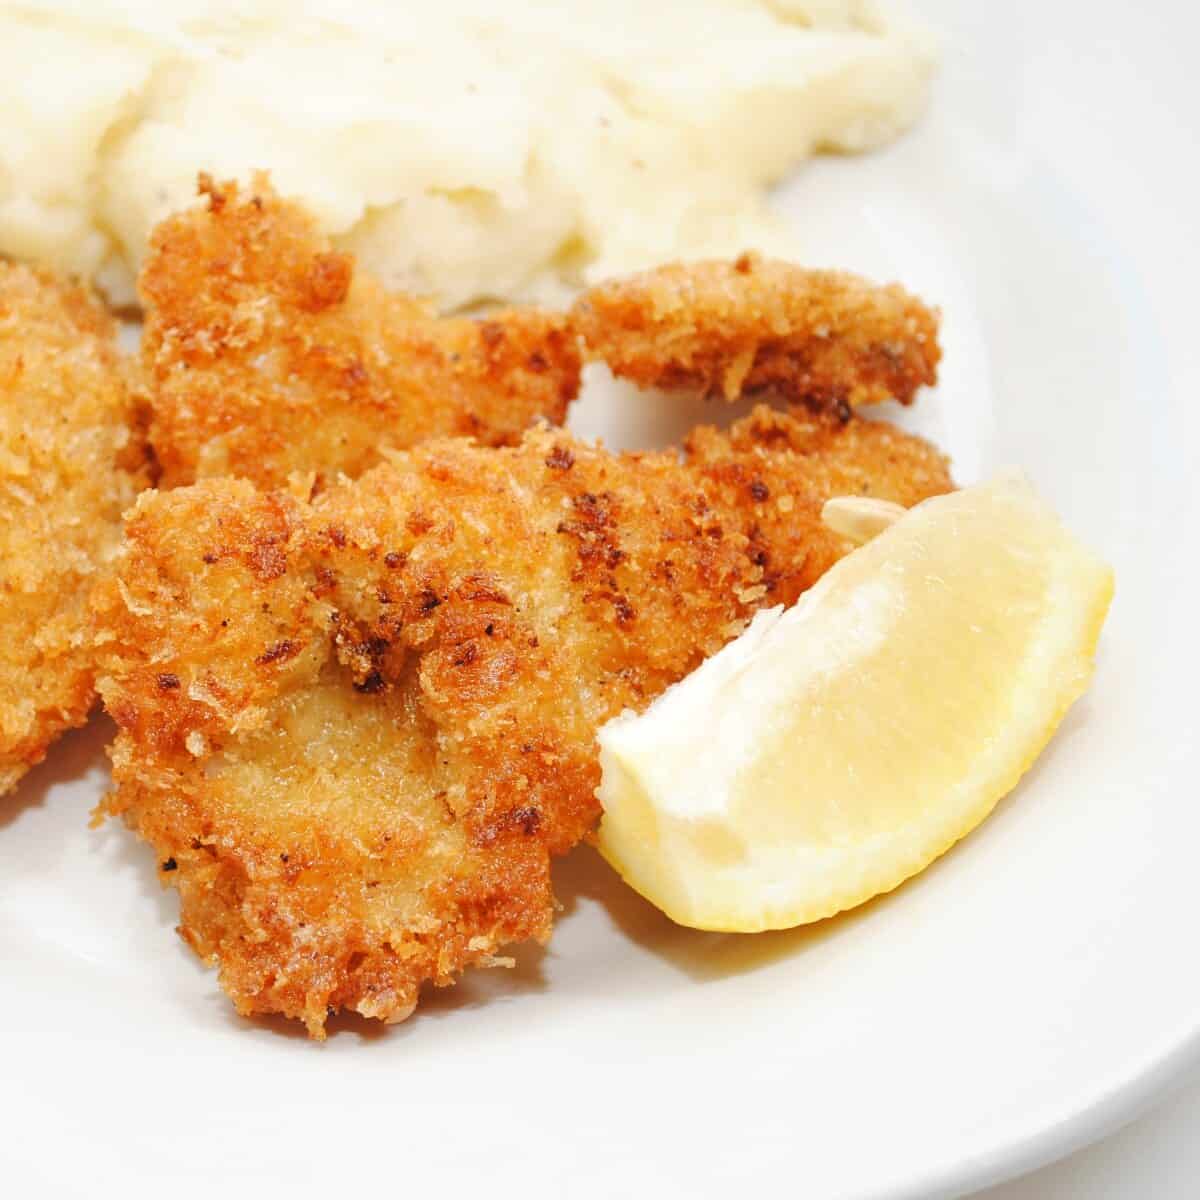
[595,473,1114,932]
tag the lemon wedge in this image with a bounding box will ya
[596,473,1114,932]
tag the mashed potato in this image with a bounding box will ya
[0,0,935,310]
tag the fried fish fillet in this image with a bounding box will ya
[140,175,583,489]
[0,263,147,795]
[572,252,940,413]
[141,179,941,491]
[94,406,951,1035]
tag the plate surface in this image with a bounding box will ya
[2,3,1197,1197]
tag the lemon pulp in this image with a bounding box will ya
[596,473,1114,932]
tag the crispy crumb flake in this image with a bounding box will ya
[95,405,951,1036]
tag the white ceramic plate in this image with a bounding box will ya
[2,3,1197,1197]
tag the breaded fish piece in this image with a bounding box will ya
[572,252,940,413]
[94,407,951,1035]
[140,175,582,489]
[684,405,957,604]
[142,181,943,491]
[0,263,147,795]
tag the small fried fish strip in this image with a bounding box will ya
[573,252,940,412]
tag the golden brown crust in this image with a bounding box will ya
[139,175,582,489]
[685,406,953,606]
[572,252,941,413]
[94,408,951,1035]
[141,183,943,494]
[0,263,148,795]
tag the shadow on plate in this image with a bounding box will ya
[93,805,185,931]
[566,368,760,453]
[0,712,113,831]
[552,696,1095,984]
[552,842,892,984]
[226,941,551,1045]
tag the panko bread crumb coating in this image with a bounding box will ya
[0,263,147,795]
[573,253,940,414]
[94,407,951,1035]
[141,181,942,492]
[140,176,583,490]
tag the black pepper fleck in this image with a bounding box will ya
[354,671,385,694]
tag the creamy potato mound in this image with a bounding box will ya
[0,0,935,309]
